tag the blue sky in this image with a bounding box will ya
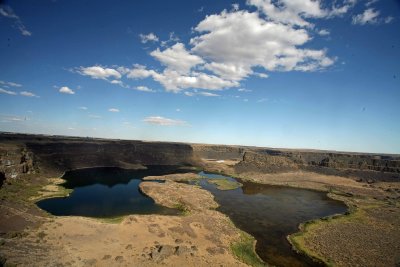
[0,0,399,153]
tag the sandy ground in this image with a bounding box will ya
[1,179,247,267]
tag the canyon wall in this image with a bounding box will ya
[234,149,400,181]
[0,133,195,179]
[1,133,399,183]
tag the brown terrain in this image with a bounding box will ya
[0,132,400,266]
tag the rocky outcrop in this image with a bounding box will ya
[0,143,35,184]
[192,144,244,160]
[235,151,299,173]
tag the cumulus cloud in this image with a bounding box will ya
[126,64,157,79]
[59,86,75,94]
[191,10,334,73]
[143,116,187,126]
[125,64,237,92]
[0,88,17,95]
[150,70,239,92]
[0,5,32,36]
[108,108,120,112]
[77,66,121,80]
[20,91,38,97]
[247,0,327,27]
[150,43,204,74]
[139,33,159,43]
[352,8,380,25]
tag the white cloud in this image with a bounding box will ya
[0,88,17,95]
[0,5,32,36]
[59,86,75,95]
[135,86,154,92]
[150,43,204,74]
[238,88,252,92]
[108,108,120,112]
[78,106,88,110]
[204,62,252,81]
[0,80,22,87]
[78,66,121,80]
[126,64,238,92]
[247,0,327,27]
[126,64,157,79]
[254,72,268,78]
[352,8,379,25]
[20,91,38,97]
[151,70,239,92]
[139,33,159,43]
[143,116,187,126]
[318,29,330,36]
[125,9,334,92]
[191,10,334,73]
[110,80,123,85]
[176,108,181,112]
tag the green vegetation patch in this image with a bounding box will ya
[231,232,266,267]
[0,177,43,204]
[174,202,190,215]
[207,178,242,190]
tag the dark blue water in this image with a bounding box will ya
[37,166,189,217]
[194,171,348,267]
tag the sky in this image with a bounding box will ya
[0,0,399,154]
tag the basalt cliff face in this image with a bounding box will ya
[234,149,400,181]
[1,133,399,184]
[0,133,194,179]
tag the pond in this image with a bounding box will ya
[37,167,347,267]
[36,166,189,217]
[194,171,347,267]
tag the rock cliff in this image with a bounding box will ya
[1,133,399,184]
[0,133,195,179]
